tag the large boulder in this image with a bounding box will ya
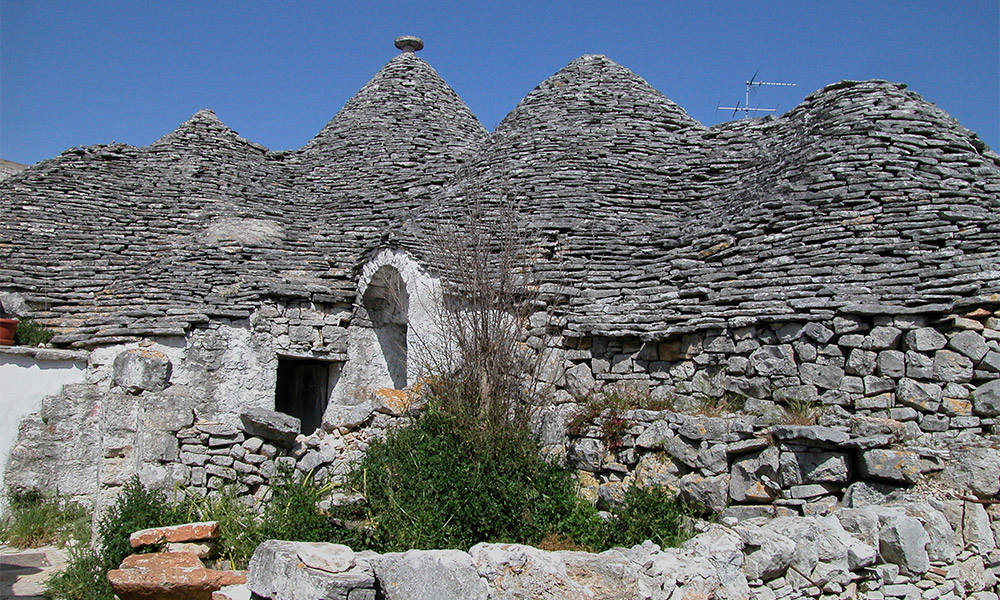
[372,550,488,600]
[469,543,639,600]
[878,515,931,575]
[938,447,1000,499]
[247,540,375,600]
[733,523,796,581]
[113,348,172,393]
[902,504,956,563]
[239,407,300,446]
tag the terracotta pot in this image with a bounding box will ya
[0,318,17,346]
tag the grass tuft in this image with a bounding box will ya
[0,490,89,548]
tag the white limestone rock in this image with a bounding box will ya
[372,549,488,600]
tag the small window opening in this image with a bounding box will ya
[275,358,334,435]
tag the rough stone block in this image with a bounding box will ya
[948,330,989,361]
[846,349,877,376]
[108,552,245,600]
[895,378,941,413]
[933,349,973,383]
[373,549,488,600]
[879,516,931,575]
[131,521,221,547]
[799,362,844,390]
[113,349,173,393]
[239,407,301,446]
[904,328,947,352]
[750,345,797,377]
[781,451,849,485]
[877,350,905,378]
[247,540,375,600]
[863,326,902,350]
[859,449,920,484]
[730,447,780,503]
[905,351,933,379]
[771,424,849,446]
[972,380,1000,417]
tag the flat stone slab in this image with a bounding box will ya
[108,551,246,600]
[0,545,67,599]
[239,407,300,445]
[131,521,221,547]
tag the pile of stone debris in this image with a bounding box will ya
[107,521,246,600]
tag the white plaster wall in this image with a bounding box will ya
[0,354,87,505]
[332,249,445,405]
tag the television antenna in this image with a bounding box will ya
[718,71,797,118]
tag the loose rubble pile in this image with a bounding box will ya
[170,395,416,501]
[107,521,245,600]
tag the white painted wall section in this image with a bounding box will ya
[0,351,87,504]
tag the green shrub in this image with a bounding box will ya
[259,469,336,545]
[170,470,336,569]
[334,409,605,552]
[96,477,182,570]
[47,477,179,600]
[601,485,697,549]
[14,319,54,346]
[0,490,90,548]
[170,486,263,570]
[45,543,114,600]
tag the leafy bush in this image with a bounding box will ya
[170,469,336,569]
[96,477,181,569]
[44,543,114,600]
[170,487,263,569]
[259,469,336,544]
[0,490,89,548]
[333,409,591,552]
[601,485,696,549]
[14,319,54,346]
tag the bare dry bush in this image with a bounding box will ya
[414,184,543,437]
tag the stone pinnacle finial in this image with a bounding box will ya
[394,35,424,53]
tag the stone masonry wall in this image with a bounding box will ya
[548,306,1000,439]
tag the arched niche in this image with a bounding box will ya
[362,265,409,389]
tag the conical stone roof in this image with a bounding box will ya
[292,52,487,210]
[1,50,998,347]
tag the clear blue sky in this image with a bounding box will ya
[2,1,997,165]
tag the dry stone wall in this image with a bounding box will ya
[253,299,353,360]
[245,503,1000,600]
[549,305,1000,438]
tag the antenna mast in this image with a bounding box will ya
[718,72,797,118]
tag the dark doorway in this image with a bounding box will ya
[275,359,331,435]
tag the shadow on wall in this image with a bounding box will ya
[363,265,409,390]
